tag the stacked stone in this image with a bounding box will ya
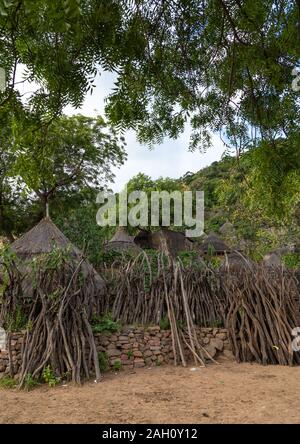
[198,327,233,359]
[94,326,167,370]
[1,327,233,376]
[94,326,232,370]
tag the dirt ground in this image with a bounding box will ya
[1,359,300,424]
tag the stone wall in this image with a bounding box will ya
[94,326,232,370]
[0,332,23,376]
[0,327,232,377]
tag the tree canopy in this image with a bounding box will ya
[107,1,300,151]
[0,0,299,244]
[1,1,299,145]
[0,0,130,116]
[0,114,126,237]
[13,114,126,207]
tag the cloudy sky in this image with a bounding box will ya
[65,71,225,192]
[17,67,226,192]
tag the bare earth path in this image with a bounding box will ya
[1,360,300,424]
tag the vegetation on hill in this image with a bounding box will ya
[181,151,300,260]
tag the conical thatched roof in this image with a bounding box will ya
[10,217,106,290]
[134,228,194,256]
[11,217,77,256]
[199,232,231,255]
[105,227,140,252]
[4,218,106,384]
[154,228,194,256]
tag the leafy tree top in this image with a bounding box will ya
[12,114,127,206]
[0,0,299,149]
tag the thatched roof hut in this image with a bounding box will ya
[151,228,194,256]
[134,228,194,256]
[104,226,141,253]
[12,217,75,256]
[2,217,106,384]
[10,217,106,294]
[199,232,231,256]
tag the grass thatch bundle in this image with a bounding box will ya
[104,226,141,253]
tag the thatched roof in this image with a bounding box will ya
[134,228,194,256]
[199,232,231,255]
[105,227,141,252]
[151,228,194,256]
[12,217,76,256]
[10,217,105,291]
[109,226,135,243]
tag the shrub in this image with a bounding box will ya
[5,305,28,332]
[54,207,115,267]
[98,352,109,372]
[282,253,300,269]
[0,376,16,389]
[159,317,170,330]
[205,255,222,269]
[113,360,122,371]
[127,349,133,359]
[91,313,121,334]
[42,365,60,387]
[177,251,199,267]
[23,374,38,391]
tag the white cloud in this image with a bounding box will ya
[16,65,226,191]
[65,70,226,191]
[109,130,225,192]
